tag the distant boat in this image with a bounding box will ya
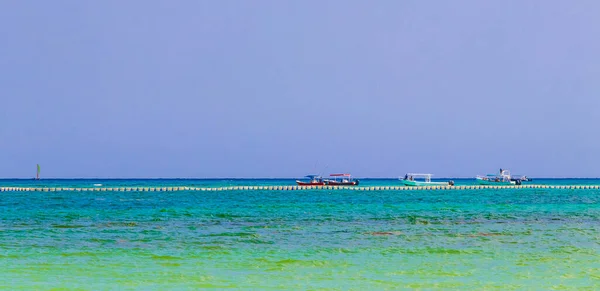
[296,175,325,186]
[324,174,359,186]
[401,173,453,186]
[36,164,40,180]
[476,169,517,185]
[511,175,532,183]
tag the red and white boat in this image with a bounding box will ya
[324,174,359,186]
[296,175,325,186]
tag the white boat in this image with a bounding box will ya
[401,173,453,186]
[476,169,516,185]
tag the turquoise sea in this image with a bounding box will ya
[1,179,599,290]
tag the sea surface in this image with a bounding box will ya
[1,179,599,290]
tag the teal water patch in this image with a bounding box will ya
[0,180,599,289]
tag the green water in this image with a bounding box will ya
[1,179,599,289]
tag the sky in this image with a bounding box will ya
[1,1,599,178]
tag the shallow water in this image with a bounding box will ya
[1,179,599,289]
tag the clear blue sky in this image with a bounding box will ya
[1,1,599,178]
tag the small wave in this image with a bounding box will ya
[206,232,258,238]
[60,252,98,257]
[275,259,330,267]
[52,224,86,229]
[159,262,182,267]
[551,246,597,255]
[88,238,115,244]
[381,247,484,255]
[212,213,243,219]
[243,239,275,245]
[199,245,226,250]
[151,255,183,260]
[465,232,503,237]
[101,222,138,227]
[368,231,403,236]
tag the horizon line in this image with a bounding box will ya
[2,176,600,180]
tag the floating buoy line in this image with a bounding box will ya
[0,185,598,192]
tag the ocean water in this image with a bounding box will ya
[1,179,599,290]
[2,178,600,188]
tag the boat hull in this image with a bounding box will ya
[296,180,325,186]
[325,180,359,186]
[402,180,449,187]
[476,178,515,185]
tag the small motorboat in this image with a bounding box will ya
[296,175,325,186]
[511,175,531,183]
[476,169,517,185]
[324,174,359,186]
[401,173,453,186]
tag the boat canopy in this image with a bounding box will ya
[305,175,321,178]
[485,170,511,177]
[330,174,351,177]
[406,173,433,177]
[403,173,434,182]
